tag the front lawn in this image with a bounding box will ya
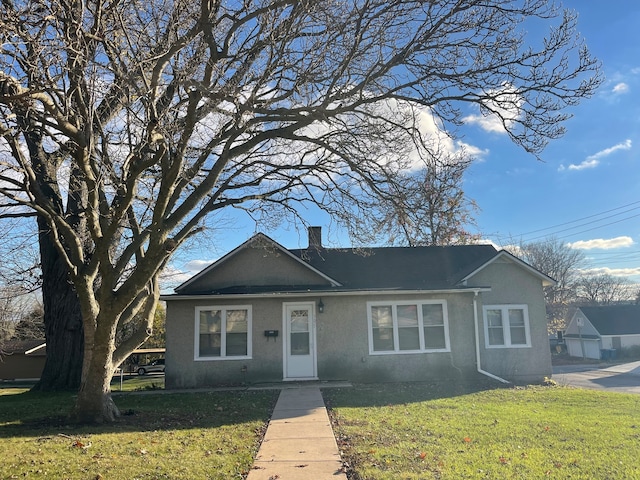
[325,383,640,479]
[0,387,278,479]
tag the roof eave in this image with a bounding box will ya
[161,286,492,301]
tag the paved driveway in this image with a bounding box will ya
[552,361,640,394]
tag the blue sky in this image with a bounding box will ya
[464,0,640,282]
[166,2,640,287]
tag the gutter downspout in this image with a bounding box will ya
[473,290,510,384]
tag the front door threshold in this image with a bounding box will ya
[282,377,319,382]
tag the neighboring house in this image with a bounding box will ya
[162,228,554,388]
[0,339,46,380]
[565,305,640,359]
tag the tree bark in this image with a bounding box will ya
[31,217,84,391]
[71,365,119,423]
[71,326,120,424]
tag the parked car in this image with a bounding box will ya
[137,358,165,375]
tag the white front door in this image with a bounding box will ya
[283,303,317,380]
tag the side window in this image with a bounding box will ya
[196,306,252,360]
[483,305,530,348]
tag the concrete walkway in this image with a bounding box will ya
[247,387,347,480]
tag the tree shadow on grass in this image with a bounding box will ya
[0,388,279,438]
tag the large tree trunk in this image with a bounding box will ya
[71,367,119,424]
[71,326,120,424]
[31,217,84,391]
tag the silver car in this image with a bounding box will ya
[137,358,165,375]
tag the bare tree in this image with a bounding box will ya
[0,287,20,344]
[515,237,585,332]
[11,301,45,340]
[577,273,635,305]
[0,0,600,422]
[368,148,480,246]
[0,284,39,357]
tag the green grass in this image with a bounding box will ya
[0,387,278,479]
[1,373,166,393]
[110,373,165,391]
[325,383,640,479]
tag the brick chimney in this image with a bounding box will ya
[308,226,322,250]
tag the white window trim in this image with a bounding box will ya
[194,305,253,361]
[482,304,531,349]
[367,300,450,355]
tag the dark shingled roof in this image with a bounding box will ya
[169,232,504,296]
[580,305,640,335]
[289,244,498,291]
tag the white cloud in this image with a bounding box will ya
[612,82,629,94]
[568,236,635,250]
[159,259,215,293]
[565,158,599,171]
[376,100,488,168]
[462,113,506,133]
[560,139,632,171]
[456,141,489,161]
[462,84,523,134]
[581,266,640,278]
[183,259,214,273]
[475,238,513,252]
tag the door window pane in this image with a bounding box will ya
[291,332,310,355]
[290,309,310,355]
[290,310,309,332]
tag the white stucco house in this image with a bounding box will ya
[161,228,555,388]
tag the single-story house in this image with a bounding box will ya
[0,339,46,380]
[162,228,554,388]
[565,305,640,359]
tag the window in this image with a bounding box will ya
[195,306,252,360]
[368,301,449,354]
[483,305,530,348]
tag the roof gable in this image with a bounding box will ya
[459,250,556,287]
[175,233,340,294]
[578,305,640,335]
